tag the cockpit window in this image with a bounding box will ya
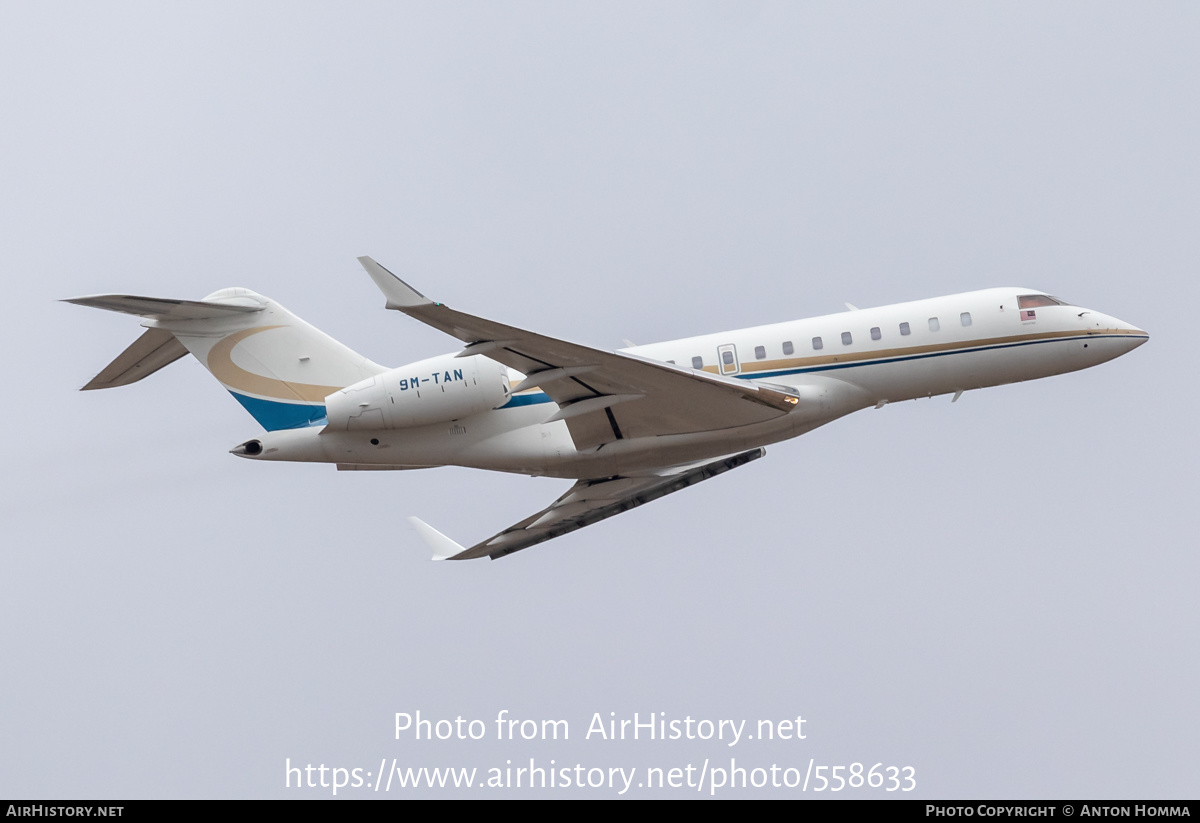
[1018,294,1068,309]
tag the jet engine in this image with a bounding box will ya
[325,354,511,431]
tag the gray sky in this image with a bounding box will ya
[2,1,1196,798]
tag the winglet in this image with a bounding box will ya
[408,516,466,561]
[357,257,433,310]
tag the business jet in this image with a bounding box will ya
[67,257,1147,560]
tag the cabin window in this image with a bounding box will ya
[841,331,853,345]
[928,317,940,332]
[691,356,703,369]
[960,312,972,327]
[812,337,824,350]
[754,345,766,360]
[871,326,881,341]
[722,350,735,366]
[900,322,911,336]
[782,341,794,355]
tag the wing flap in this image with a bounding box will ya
[426,448,765,560]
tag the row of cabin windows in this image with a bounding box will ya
[682,312,973,369]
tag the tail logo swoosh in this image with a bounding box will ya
[207,326,343,402]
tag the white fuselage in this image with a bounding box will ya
[243,288,1146,479]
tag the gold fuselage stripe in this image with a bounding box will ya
[699,327,1144,376]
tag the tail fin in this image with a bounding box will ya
[66,288,386,431]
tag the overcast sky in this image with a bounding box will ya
[2,1,1197,798]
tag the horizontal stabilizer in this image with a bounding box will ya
[81,328,189,390]
[63,294,262,320]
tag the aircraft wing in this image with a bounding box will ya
[410,448,764,560]
[358,257,799,450]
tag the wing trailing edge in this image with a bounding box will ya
[409,448,766,561]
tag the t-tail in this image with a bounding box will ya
[65,288,386,430]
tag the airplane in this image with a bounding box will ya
[66,257,1148,560]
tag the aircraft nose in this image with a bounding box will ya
[1122,329,1149,355]
[1105,314,1149,352]
[1115,315,1148,341]
[1075,308,1147,356]
[1080,308,1146,334]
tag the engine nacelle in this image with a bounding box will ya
[325,354,511,431]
